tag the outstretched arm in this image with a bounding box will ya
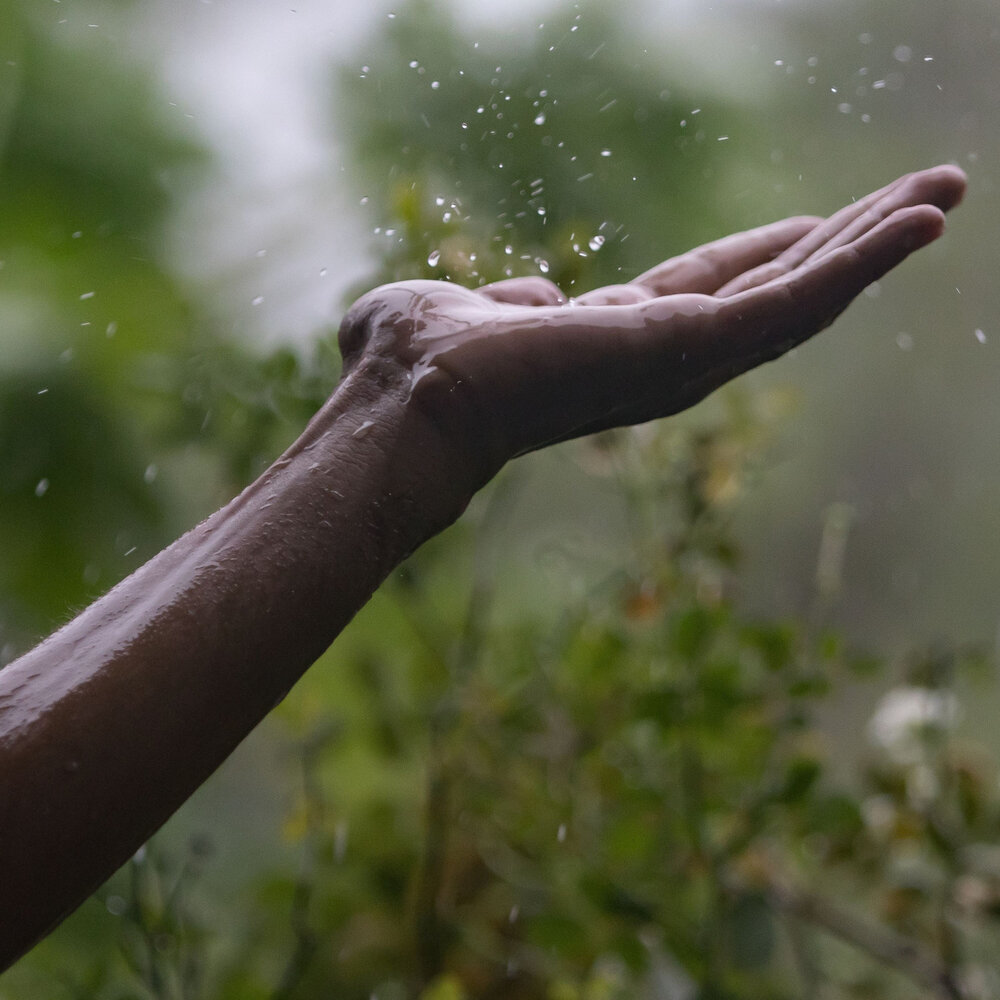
[0,166,966,967]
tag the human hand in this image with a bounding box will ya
[337,165,965,505]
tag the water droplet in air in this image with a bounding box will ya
[975,328,987,344]
[534,112,546,125]
[144,464,158,484]
[252,295,264,306]
[588,234,605,251]
[427,250,441,266]
[557,823,567,842]
[35,478,49,497]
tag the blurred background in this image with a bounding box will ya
[1,0,999,997]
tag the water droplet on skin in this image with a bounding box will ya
[353,420,376,439]
[427,250,441,266]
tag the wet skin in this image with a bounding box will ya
[0,166,966,967]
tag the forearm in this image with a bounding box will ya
[0,361,463,967]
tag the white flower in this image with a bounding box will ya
[868,686,960,765]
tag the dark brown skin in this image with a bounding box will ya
[0,165,966,968]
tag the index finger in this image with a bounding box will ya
[715,165,966,297]
[630,216,822,297]
[708,204,947,372]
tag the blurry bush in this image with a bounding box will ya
[2,2,998,999]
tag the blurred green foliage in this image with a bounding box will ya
[337,0,754,292]
[2,2,1000,999]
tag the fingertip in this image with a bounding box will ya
[913,164,968,212]
[476,275,568,306]
[897,203,947,247]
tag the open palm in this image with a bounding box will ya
[338,165,965,488]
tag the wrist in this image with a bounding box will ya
[297,357,484,567]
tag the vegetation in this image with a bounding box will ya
[2,2,999,998]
